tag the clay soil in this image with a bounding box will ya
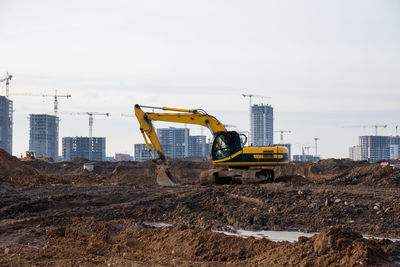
[1,149,400,266]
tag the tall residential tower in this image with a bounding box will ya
[251,104,273,146]
[29,114,58,159]
[0,96,13,154]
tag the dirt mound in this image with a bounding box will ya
[1,219,397,266]
[14,158,400,187]
[273,159,369,182]
[328,164,400,186]
[256,227,393,266]
[0,149,23,176]
[110,162,157,185]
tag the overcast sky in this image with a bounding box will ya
[1,0,399,159]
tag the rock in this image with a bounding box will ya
[268,206,276,213]
[325,199,331,207]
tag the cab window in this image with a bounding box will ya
[212,132,241,160]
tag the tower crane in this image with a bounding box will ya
[12,90,71,116]
[343,125,387,136]
[60,112,109,160]
[242,93,271,106]
[0,72,13,98]
[242,93,271,144]
[274,130,291,144]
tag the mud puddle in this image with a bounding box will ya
[215,227,400,243]
[143,222,173,228]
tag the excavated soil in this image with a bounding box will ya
[1,149,400,266]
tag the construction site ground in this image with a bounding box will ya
[1,149,400,266]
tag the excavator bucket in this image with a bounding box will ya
[156,165,179,186]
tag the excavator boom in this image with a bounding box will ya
[135,104,226,159]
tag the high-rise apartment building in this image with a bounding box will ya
[134,144,153,161]
[251,104,273,146]
[390,136,400,159]
[0,96,12,154]
[359,136,390,161]
[188,135,208,157]
[29,114,58,159]
[157,127,189,158]
[134,129,209,160]
[62,137,106,161]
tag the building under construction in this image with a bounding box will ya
[359,136,391,161]
[0,96,13,154]
[251,104,273,146]
[29,114,58,160]
[62,137,106,161]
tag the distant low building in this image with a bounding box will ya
[62,137,106,161]
[293,154,320,162]
[115,153,133,161]
[105,156,116,162]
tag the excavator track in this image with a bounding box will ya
[199,167,275,185]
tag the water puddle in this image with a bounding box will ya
[213,228,400,243]
[142,222,400,243]
[143,222,173,228]
[213,229,316,242]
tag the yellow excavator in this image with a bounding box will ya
[135,104,288,186]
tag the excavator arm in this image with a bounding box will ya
[135,104,228,186]
[134,104,226,160]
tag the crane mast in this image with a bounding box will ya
[0,72,13,98]
[274,130,291,144]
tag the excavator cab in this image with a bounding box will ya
[211,131,242,160]
[26,150,36,160]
